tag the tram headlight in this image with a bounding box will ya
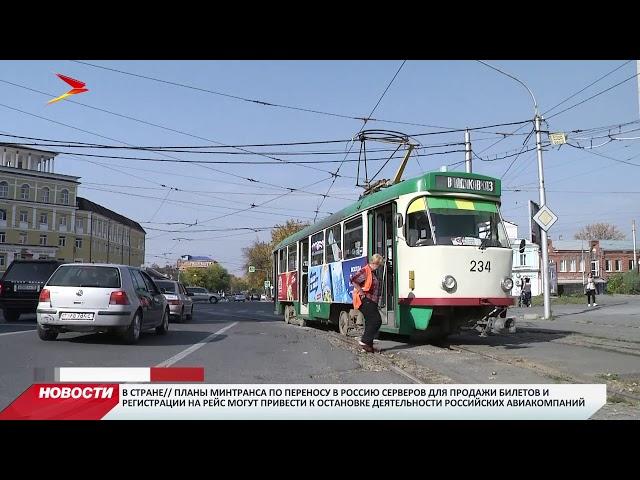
[442,275,457,292]
[501,277,514,292]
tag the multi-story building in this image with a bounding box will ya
[547,239,638,295]
[177,255,217,271]
[75,197,146,266]
[0,145,145,272]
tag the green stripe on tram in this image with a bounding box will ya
[426,197,498,213]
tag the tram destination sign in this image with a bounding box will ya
[432,174,500,196]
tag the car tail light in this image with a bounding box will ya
[0,282,3,296]
[109,291,130,305]
[39,288,50,302]
[168,300,180,305]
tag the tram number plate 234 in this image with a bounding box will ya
[470,260,491,272]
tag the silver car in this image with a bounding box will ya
[185,287,220,304]
[155,280,193,323]
[36,264,169,344]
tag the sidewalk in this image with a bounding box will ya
[510,294,640,343]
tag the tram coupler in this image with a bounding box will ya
[476,307,516,337]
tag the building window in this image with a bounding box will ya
[75,238,83,249]
[0,232,5,243]
[19,233,26,244]
[58,236,66,247]
[39,212,48,224]
[19,211,28,223]
[616,260,622,272]
[0,254,5,267]
[606,260,612,272]
[20,184,30,200]
[60,189,69,205]
[560,260,567,272]
[75,218,83,230]
[40,235,47,246]
[41,187,50,203]
[570,259,576,272]
[579,259,585,272]
[630,260,635,270]
[591,260,599,277]
[59,216,67,227]
[519,253,526,266]
[0,182,7,198]
[0,209,5,221]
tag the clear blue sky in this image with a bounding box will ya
[1,60,638,274]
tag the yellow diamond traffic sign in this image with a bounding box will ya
[533,205,558,231]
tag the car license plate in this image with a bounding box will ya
[16,284,38,291]
[60,312,94,321]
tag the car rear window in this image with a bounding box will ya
[156,281,177,293]
[4,262,60,282]
[47,266,121,288]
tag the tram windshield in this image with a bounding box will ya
[406,196,510,248]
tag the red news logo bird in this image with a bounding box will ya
[48,73,89,104]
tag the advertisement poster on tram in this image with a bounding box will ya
[309,265,323,302]
[341,257,367,302]
[277,272,298,301]
[308,257,367,303]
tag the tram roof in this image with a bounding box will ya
[274,171,500,250]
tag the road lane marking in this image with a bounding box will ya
[156,321,238,367]
[0,329,35,337]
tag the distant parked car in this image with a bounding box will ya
[249,293,260,301]
[186,287,220,304]
[156,280,193,323]
[0,259,64,322]
[36,264,169,344]
[260,294,267,301]
[233,293,245,302]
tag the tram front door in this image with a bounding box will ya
[369,203,395,327]
[300,239,309,315]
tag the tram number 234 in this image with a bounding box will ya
[470,260,491,272]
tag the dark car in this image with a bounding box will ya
[0,260,63,321]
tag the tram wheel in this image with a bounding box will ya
[338,310,350,336]
[284,305,293,324]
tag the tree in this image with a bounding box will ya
[181,264,231,292]
[241,219,309,292]
[574,223,626,241]
[150,263,179,280]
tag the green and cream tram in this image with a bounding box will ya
[273,171,515,340]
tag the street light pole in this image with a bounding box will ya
[478,60,552,319]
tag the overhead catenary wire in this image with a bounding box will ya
[71,60,460,130]
[313,60,407,222]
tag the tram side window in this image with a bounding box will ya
[287,244,297,271]
[407,198,433,247]
[311,232,324,266]
[344,217,363,259]
[326,224,342,263]
[279,248,287,273]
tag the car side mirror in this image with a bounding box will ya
[519,239,526,254]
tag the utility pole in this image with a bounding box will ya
[633,219,638,273]
[477,60,552,319]
[581,239,585,286]
[465,129,472,173]
[535,114,552,320]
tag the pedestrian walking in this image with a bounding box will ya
[585,273,598,307]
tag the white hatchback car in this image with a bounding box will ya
[36,264,169,344]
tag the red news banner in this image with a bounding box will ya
[0,367,607,420]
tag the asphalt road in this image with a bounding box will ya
[1,298,639,419]
[0,300,407,412]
